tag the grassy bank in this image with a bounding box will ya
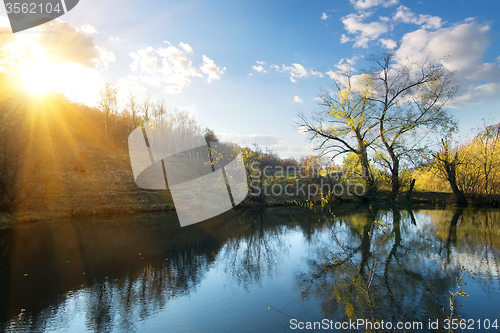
[2,187,496,225]
[0,146,176,224]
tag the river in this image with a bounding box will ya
[1,204,499,332]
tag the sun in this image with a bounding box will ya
[21,66,52,95]
[10,43,58,95]
[3,38,101,105]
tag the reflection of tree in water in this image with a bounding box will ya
[216,208,290,289]
[432,208,500,293]
[80,217,231,333]
[0,207,294,332]
[295,206,499,331]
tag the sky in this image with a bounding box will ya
[1,0,499,160]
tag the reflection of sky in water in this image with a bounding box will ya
[460,275,500,323]
[1,207,500,332]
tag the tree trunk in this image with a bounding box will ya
[447,165,467,205]
[406,178,416,201]
[436,139,467,205]
[357,139,376,197]
[359,150,375,197]
[390,158,400,199]
[380,118,400,199]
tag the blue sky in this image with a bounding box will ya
[1,0,500,159]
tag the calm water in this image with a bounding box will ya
[1,205,500,332]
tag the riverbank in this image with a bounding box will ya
[3,185,497,226]
[0,191,174,225]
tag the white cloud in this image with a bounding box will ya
[283,63,308,82]
[326,71,371,93]
[79,24,98,34]
[393,5,442,29]
[33,20,114,69]
[279,63,324,82]
[452,82,500,106]
[394,21,500,106]
[130,47,158,73]
[326,70,336,81]
[379,38,397,49]
[252,65,267,73]
[128,46,158,73]
[256,60,266,65]
[96,46,116,69]
[294,96,304,103]
[326,57,360,83]
[270,64,280,71]
[200,55,226,83]
[340,34,352,44]
[350,0,398,10]
[395,22,491,72]
[341,12,389,48]
[297,126,308,134]
[321,12,330,20]
[335,56,358,72]
[157,45,200,77]
[342,4,441,49]
[310,70,323,77]
[178,42,194,54]
[129,43,225,93]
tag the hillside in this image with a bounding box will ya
[0,76,174,223]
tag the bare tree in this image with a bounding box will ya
[142,94,152,121]
[152,99,167,120]
[433,122,500,200]
[126,94,139,127]
[475,122,500,195]
[368,53,457,197]
[98,82,118,135]
[299,66,379,196]
[432,137,467,205]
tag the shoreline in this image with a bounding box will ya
[1,190,498,226]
